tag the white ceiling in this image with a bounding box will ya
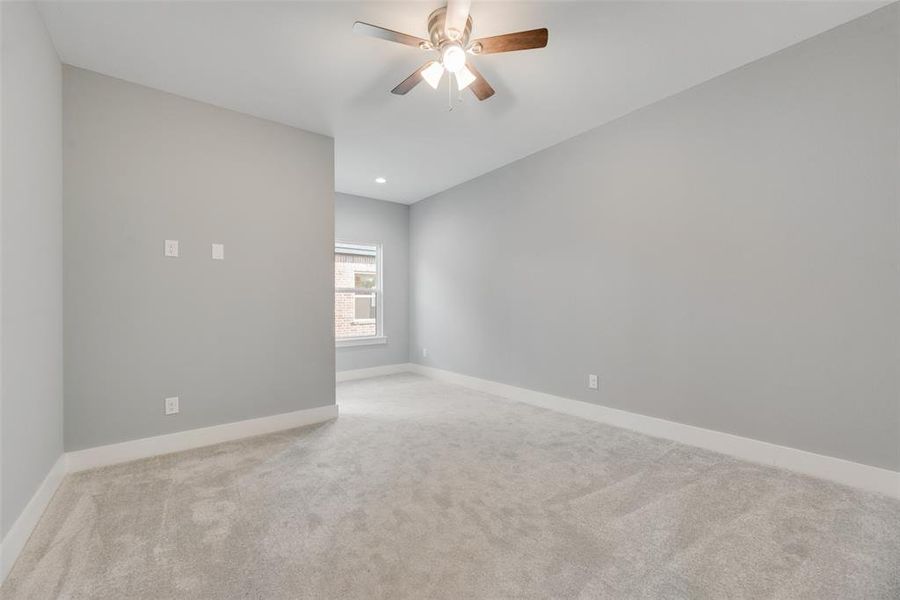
[39,1,884,204]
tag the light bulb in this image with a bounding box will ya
[441,44,466,73]
[455,65,476,91]
[421,61,444,89]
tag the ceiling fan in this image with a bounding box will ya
[353,0,549,101]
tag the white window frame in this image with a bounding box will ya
[335,241,386,348]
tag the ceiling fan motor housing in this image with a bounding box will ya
[427,7,473,50]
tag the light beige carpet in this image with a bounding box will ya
[3,373,899,599]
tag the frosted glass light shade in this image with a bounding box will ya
[441,44,466,73]
[456,65,476,91]
[421,61,445,89]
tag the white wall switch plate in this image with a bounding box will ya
[211,243,224,260]
[588,374,599,390]
[164,240,179,258]
[422,348,429,358]
[164,396,179,415]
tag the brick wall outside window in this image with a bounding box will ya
[335,253,377,339]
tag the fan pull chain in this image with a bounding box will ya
[446,73,464,111]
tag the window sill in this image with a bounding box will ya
[336,336,388,348]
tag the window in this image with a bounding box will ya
[335,242,385,346]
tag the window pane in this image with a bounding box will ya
[354,294,376,320]
[335,291,376,338]
[335,242,379,339]
[355,272,376,289]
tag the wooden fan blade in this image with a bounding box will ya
[391,62,434,95]
[472,28,548,54]
[353,21,428,49]
[465,63,495,101]
[444,0,471,40]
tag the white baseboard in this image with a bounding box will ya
[1,404,340,585]
[409,364,900,499]
[4,366,897,587]
[0,455,67,582]
[336,363,415,383]
[67,404,339,473]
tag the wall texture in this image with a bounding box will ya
[335,193,409,371]
[410,5,900,471]
[63,67,335,451]
[1,1,64,538]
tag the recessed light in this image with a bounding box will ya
[375,177,387,184]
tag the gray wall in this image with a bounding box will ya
[335,193,409,371]
[1,2,64,537]
[410,5,900,471]
[64,67,335,451]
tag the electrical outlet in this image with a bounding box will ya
[211,243,224,260]
[587,374,599,390]
[165,396,179,415]
[422,348,429,358]
[164,240,179,258]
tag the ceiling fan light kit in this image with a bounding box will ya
[441,44,467,73]
[353,0,548,104]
